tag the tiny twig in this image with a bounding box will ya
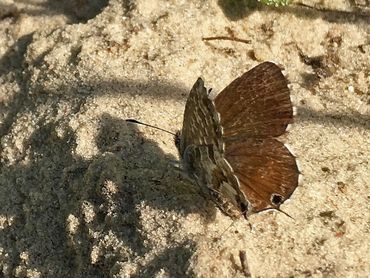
[202,36,251,44]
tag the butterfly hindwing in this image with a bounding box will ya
[183,144,249,218]
[224,138,299,212]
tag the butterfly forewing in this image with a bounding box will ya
[178,78,223,156]
[214,62,293,141]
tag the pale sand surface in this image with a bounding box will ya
[0,0,369,277]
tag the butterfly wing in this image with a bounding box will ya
[183,144,250,218]
[214,62,293,142]
[178,78,223,156]
[224,138,299,212]
[178,78,250,218]
[214,62,299,212]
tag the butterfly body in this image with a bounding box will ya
[176,62,300,218]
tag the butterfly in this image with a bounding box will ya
[175,62,300,218]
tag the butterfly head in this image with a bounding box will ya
[240,202,250,220]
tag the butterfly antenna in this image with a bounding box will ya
[276,207,295,220]
[126,119,176,136]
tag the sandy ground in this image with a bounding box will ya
[0,0,369,277]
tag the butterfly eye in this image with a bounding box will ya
[271,193,284,206]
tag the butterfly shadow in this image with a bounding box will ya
[96,113,221,221]
[91,114,223,275]
[0,115,204,277]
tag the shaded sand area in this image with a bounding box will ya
[0,0,369,277]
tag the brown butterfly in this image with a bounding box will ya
[175,62,300,218]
